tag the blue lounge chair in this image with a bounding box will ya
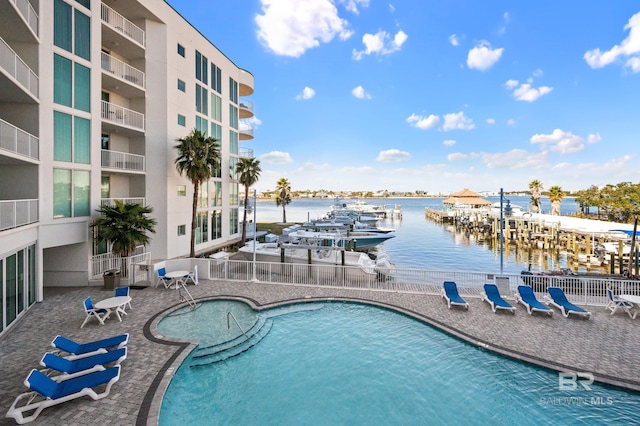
[40,348,127,378]
[6,366,121,424]
[545,287,591,319]
[442,281,469,310]
[515,285,553,316]
[481,283,515,314]
[51,334,129,358]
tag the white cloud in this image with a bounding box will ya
[530,129,585,154]
[244,116,263,128]
[467,40,503,71]
[587,132,602,144]
[481,149,549,169]
[503,12,511,23]
[352,85,372,99]
[506,119,516,127]
[504,79,519,89]
[533,68,543,77]
[389,4,395,13]
[295,86,316,100]
[447,152,468,161]
[486,118,496,125]
[255,0,353,57]
[406,113,440,130]
[260,151,294,164]
[442,111,475,131]
[449,34,459,46]
[511,83,553,102]
[339,0,370,14]
[352,30,408,60]
[377,149,411,162]
[443,139,456,147]
[584,12,640,71]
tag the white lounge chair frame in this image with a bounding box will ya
[80,298,110,328]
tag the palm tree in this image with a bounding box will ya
[529,179,543,213]
[92,201,157,274]
[547,185,564,215]
[236,157,262,247]
[175,129,220,257]
[275,177,292,223]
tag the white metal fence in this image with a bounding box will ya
[101,3,145,47]
[0,36,38,98]
[101,52,145,89]
[101,149,145,172]
[0,199,38,231]
[208,259,640,306]
[101,101,145,131]
[89,246,148,280]
[0,118,38,160]
[10,0,38,36]
[100,198,146,207]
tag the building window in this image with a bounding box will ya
[210,181,222,207]
[54,112,90,163]
[198,181,208,208]
[53,169,90,218]
[54,54,72,106]
[54,1,90,59]
[229,78,238,104]
[195,84,208,115]
[229,131,238,155]
[229,208,239,235]
[229,182,238,205]
[229,105,238,129]
[177,43,185,57]
[195,50,208,84]
[54,0,72,52]
[76,0,90,9]
[178,225,186,236]
[74,62,90,112]
[211,123,222,142]
[177,185,187,196]
[177,79,186,92]
[74,9,91,60]
[211,63,222,94]
[229,157,238,180]
[177,114,186,126]
[195,116,208,135]
[101,134,110,150]
[73,117,90,163]
[211,93,221,122]
[196,211,208,244]
[212,210,222,239]
[101,176,110,198]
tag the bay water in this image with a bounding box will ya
[253,196,580,274]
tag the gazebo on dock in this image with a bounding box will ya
[443,188,492,212]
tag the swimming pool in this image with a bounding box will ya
[158,301,639,424]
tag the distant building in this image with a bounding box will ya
[442,188,492,212]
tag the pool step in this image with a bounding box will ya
[190,319,273,367]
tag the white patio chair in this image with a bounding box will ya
[185,265,199,285]
[605,288,633,316]
[80,297,110,328]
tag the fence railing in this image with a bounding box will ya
[208,260,640,306]
[0,118,38,160]
[89,246,147,280]
[101,3,145,47]
[0,36,38,99]
[101,149,145,172]
[239,99,254,115]
[238,122,254,138]
[101,101,145,131]
[11,0,38,37]
[101,52,145,89]
[239,147,254,159]
[100,197,146,207]
[0,199,38,231]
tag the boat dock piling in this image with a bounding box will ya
[424,208,639,276]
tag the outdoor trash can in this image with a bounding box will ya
[103,269,121,289]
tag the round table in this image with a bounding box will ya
[164,270,190,289]
[95,296,132,322]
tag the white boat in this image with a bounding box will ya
[287,229,395,251]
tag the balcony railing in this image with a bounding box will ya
[238,99,254,118]
[101,197,146,207]
[0,118,38,160]
[239,122,254,139]
[0,36,38,99]
[239,147,254,159]
[101,3,145,47]
[0,199,38,231]
[101,149,145,172]
[10,0,38,37]
[101,101,145,131]
[101,52,145,89]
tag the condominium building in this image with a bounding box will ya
[0,0,255,336]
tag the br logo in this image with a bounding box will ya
[558,372,594,391]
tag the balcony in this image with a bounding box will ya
[0,36,38,102]
[239,147,254,159]
[101,52,145,95]
[0,199,38,231]
[239,99,254,119]
[101,3,145,48]
[0,118,38,161]
[0,0,38,41]
[239,122,254,141]
[101,149,145,173]
[101,197,146,207]
[238,69,254,96]
[101,100,144,133]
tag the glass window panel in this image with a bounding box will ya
[229,208,238,234]
[229,105,238,129]
[101,134,109,150]
[210,181,222,206]
[211,93,221,121]
[211,123,222,142]
[54,111,72,162]
[195,116,208,135]
[196,211,208,243]
[178,225,186,236]
[178,79,185,92]
[17,250,24,314]
[73,170,90,216]
[28,245,36,306]
[178,44,185,57]
[177,185,187,196]
[74,63,91,112]
[53,169,72,218]
[230,131,238,155]
[74,117,90,163]
[229,78,238,104]
[229,182,238,205]
[0,259,3,331]
[178,114,186,126]
[76,0,90,9]
[212,210,222,239]
[229,157,238,180]
[101,176,110,198]
[6,254,17,325]
[54,0,72,51]
[198,181,208,208]
[74,10,91,60]
[54,54,72,106]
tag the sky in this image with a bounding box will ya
[167,1,640,194]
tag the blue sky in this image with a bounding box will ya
[168,1,640,194]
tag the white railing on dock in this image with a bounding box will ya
[11,0,38,36]
[0,118,38,160]
[101,52,145,89]
[101,3,145,47]
[208,260,640,306]
[0,199,38,231]
[0,36,38,99]
[101,101,145,131]
[101,149,145,172]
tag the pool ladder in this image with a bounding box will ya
[227,312,249,340]
[177,280,198,309]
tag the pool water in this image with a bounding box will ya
[158,302,639,425]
